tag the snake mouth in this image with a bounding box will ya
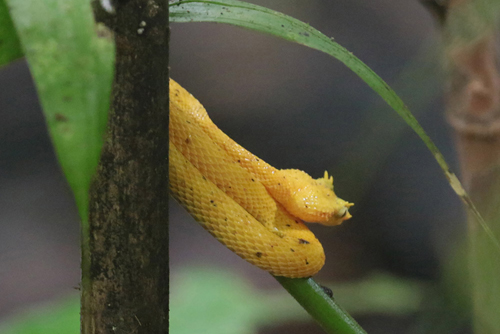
[336,207,352,219]
[317,201,353,226]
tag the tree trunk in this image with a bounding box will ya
[443,1,500,333]
[82,1,170,333]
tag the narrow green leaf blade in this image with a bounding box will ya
[169,0,500,250]
[5,0,114,220]
[0,0,23,67]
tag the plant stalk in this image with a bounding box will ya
[275,276,367,334]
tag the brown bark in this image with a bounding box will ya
[82,1,169,333]
[443,1,500,333]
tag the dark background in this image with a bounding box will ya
[0,1,467,332]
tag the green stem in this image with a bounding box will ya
[274,276,367,334]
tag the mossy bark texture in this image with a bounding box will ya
[82,1,170,333]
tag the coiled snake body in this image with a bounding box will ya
[169,79,353,278]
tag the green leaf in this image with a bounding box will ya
[0,0,23,67]
[5,0,114,221]
[169,0,500,250]
[170,268,423,334]
[170,267,308,334]
[0,297,79,334]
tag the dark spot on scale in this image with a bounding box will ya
[255,158,259,161]
[298,239,310,244]
[290,248,295,252]
[305,205,308,208]
[286,224,291,227]
[202,176,207,180]
[186,120,191,124]
[295,220,300,224]
[256,252,262,258]
[237,160,241,163]
[210,200,214,203]
[251,178,255,182]
[278,183,281,186]
[224,218,228,221]
[305,259,309,265]
[281,24,284,27]
[185,137,190,144]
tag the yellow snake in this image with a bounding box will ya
[169,79,353,278]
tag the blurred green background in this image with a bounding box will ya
[0,1,470,333]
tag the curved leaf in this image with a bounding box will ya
[169,0,499,250]
[5,0,114,221]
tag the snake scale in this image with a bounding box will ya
[169,79,353,278]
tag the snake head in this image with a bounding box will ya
[276,169,353,225]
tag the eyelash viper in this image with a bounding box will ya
[169,79,353,278]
